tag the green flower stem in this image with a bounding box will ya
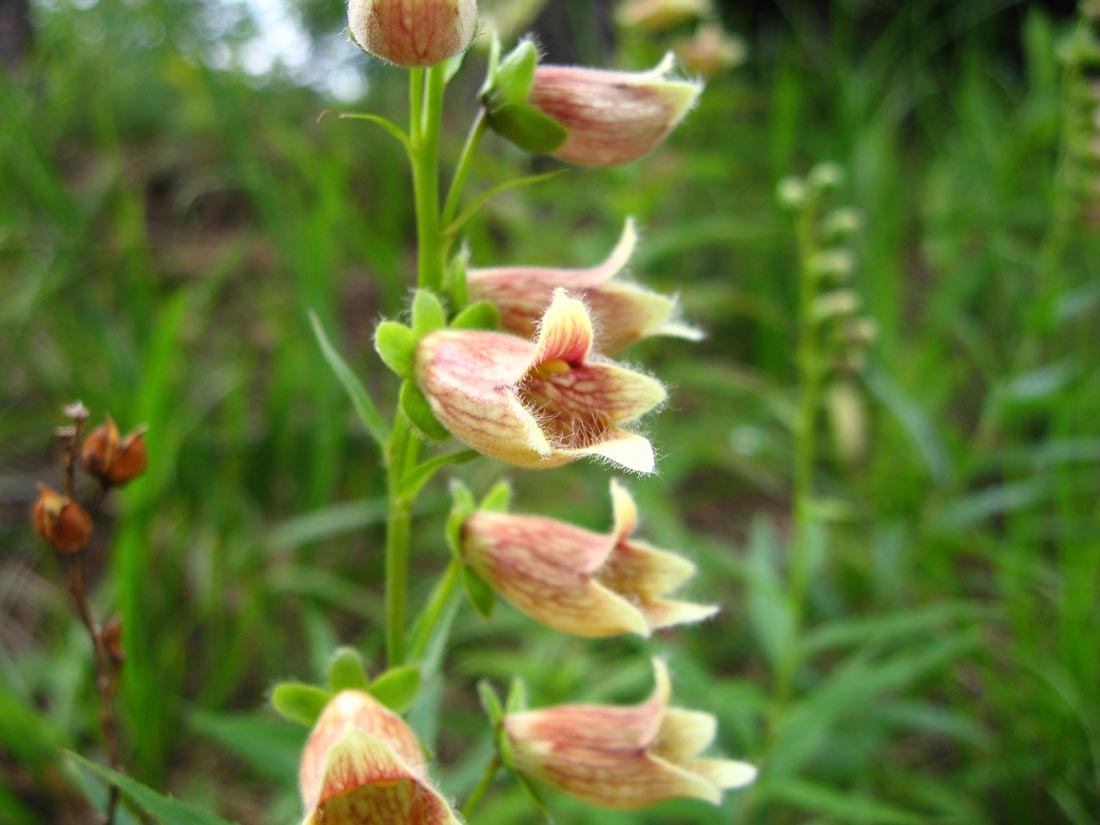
[384,410,419,668]
[442,108,489,237]
[410,65,448,291]
[410,558,462,661]
[461,754,502,819]
[778,195,824,700]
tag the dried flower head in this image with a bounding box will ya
[32,483,94,554]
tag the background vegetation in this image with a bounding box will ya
[2,1,1098,823]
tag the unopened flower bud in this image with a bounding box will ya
[32,483,93,554]
[808,162,845,194]
[529,54,702,167]
[812,289,860,324]
[822,208,862,241]
[348,0,478,68]
[81,416,148,486]
[776,176,807,210]
[826,381,867,464]
[809,249,854,282]
[615,0,713,32]
[674,23,746,79]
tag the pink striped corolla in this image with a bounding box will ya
[298,691,461,825]
[467,219,702,355]
[529,54,702,166]
[505,659,757,810]
[462,480,717,637]
[415,290,666,473]
[347,0,477,67]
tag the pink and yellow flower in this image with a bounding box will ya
[462,480,717,637]
[348,0,478,68]
[505,658,756,809]
[415,290,666,473]
[299,690,460,825]
[467,219,702,355]
[529,54,702,166]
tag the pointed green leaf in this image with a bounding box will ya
[401,450,479,499]
[445,480,476,558]
[488,103,568,154]
[271,682,331,727]
[492,38,538,105]
[310,312,390,447]
[505,677,528,714]
[446,245,470,307]
[327,647,371,692]
[374,321,417,379]
[400,381,451,441]
[450,301,500,331]
[479,480,512,512]
[515,772,554,822]
[369,665,422,713]
[477,680,504,726]
[70,753,238,825]
[463,565,495,618]
[412,290,448,337]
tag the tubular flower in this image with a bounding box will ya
[348,0,478,68]
[529,54,702,167]
[415,290,666,473]
[615,0,713,32]
[467,219,702,355]
[462,480,717,637]
[299,690,461,825]
[505,658,757,810]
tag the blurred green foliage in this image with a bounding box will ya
[2,0,1099,823]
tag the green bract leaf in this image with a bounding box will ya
[463,565,495,618]
[515,772,554,822]
[505,676,528,714]
[487,103,569,155]
[442,49,466,84]
[477,680,504,726]
[311,311,390,446]
[400,381,451,441]
[450,301,500,331]
[479,480,512,512]
[70,753,238,825]
[412,290,448,337]
[374,321,417,379]
[327,647,371,693]
[369,665,422,713]
[271,682,331,727]
[445,480,476,558]
[446,245,470,307]
[492,39,538,106]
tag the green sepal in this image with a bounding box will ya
[463,565,495,618]
[491,38,539,106]
[487,103,569,155]
[374,321,417,379]
[271,682,331,726]
[478,680,504,726]
[451,301,500,331]
[412,289,448,337]
[400,381,450,441]
[442,49,466,84]
[504,676,528,714]
[368,664,422,713]
[446,244,470,308]
[445,480,476,559]
[479,480,512,512]
[327,647,371,693]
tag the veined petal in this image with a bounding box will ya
[687,757,758,791]
[609,479,639,541]
[588,283,704,354]
[463,512,649,637]
[532,289,594,366]
[643,598,720,631]
[560,429,656,474]
[304,729,460,825]
[601,539,696,597]
[652,708,717,761]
